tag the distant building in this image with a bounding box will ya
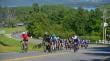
[15,22,24,27]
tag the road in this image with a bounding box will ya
[0,44,110,61]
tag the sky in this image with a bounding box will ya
[0,0,110,7]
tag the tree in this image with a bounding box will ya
[32,3,39,13]
[86,8,102,36]
[74,7,89,35]
[15,4,104,39]
[26,11,50,37]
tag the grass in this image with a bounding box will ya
[0,35,43,53]
[0,35,20,52]
[0,26,26,34]
[0,26,43,53]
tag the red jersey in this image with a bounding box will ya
[21,34,28,41]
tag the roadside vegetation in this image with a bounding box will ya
[0,35,42,52]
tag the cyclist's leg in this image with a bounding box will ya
[21,41,25,53]
[23,41,28,52]
[45,42,49,53]
[73,43,78,52]
[85,43,88,49]
[21,41,24,50]
[48,43,51,53]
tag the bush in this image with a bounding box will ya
[80,36,101,42]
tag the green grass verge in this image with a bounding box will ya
[0,35,43,53]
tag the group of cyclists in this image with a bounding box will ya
[42,32,89,53]
[20,31,89,53]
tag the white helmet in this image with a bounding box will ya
[44,32,48,35]
[22,32,26,34]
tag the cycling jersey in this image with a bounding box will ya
[21,33,28,41]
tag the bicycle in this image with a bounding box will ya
[73,42,79,52]
[20,41,28,53]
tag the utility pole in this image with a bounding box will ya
[104,9,106,43]
[102,9,106,43]
[105,17,107,43]
[8,7,12,27]
[8,7,10,26]
[102,9,110,44]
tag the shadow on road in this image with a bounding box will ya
[80,59,102,61]
[84,52,110,56]
[80,45,110,61]
[80,58,109,61]
[88,45,110,52]
[80,58,110,61]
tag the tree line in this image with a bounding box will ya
[0,3,110,41]
[25,3,102,40]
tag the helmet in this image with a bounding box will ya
[22,32,26,34]
[44,32,48,35]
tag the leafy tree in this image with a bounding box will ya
[5,3,106,40]
[32,3,39,13]
[26,11,50,37]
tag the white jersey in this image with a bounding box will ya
[72,35,78,40]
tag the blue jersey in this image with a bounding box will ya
[50,36,56,42]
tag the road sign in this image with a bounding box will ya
[104,22,108,27]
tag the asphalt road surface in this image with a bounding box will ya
[0,44,110,61]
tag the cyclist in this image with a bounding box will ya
[20,32,29,52]
[43,32,51,53]
[50,34,57,51]
[71,34,79,52]
[83,40,89,49]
